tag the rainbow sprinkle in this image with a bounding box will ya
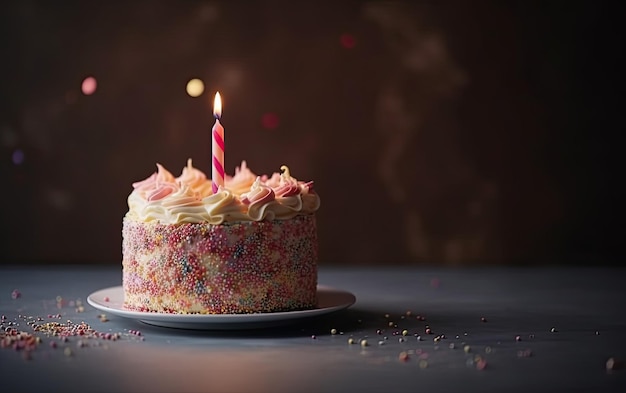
[122,214,318,314]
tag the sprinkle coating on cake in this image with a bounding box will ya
[123,215,318,314]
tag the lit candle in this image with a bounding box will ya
[212,92,225,194]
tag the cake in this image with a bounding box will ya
[122,159,320,314]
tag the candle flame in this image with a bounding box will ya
[213,92,222,119]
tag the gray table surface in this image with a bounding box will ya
[1,265,625,393]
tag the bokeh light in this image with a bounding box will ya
[81,76,97,95]
[340,33,356,49]
[261,113,280,130]
[186,78,205,97]
[12,149,24,165]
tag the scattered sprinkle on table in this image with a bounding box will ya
[606,357,622,371]
[476,358,488,370]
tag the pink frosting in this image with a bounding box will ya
[299,180,315,194]
[225,160,257,194]
[132,163,179,201]
[273,177,301,197]
[176,159,207,189]
[146,183,178,201]
[241,179,276,206]
[262,172,282,188]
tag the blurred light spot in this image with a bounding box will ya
[81,76,97,95]
[1,126,18,147]
[186,78,205,97]
[12,149,24,165]
[340,33,356,49]
[261,113,280,130]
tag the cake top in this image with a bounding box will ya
[126,159,320,224]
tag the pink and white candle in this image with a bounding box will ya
[212,92,225,194]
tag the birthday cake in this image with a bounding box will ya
[122,160,320,314]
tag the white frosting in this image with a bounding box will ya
[126,160,320,224]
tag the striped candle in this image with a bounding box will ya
[212,92,225,194]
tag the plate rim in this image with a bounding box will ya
[87,285,356,326]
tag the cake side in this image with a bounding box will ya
[122,214,318,314]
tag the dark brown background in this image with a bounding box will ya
[0,1,621,266]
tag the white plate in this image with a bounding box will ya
[87,285,356,330]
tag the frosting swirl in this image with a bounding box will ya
[126,160,320,224]
[176,159,212,198]
[241,177,279,221]
[161,184,209,223]
[132,163,177,200]
[202,188,249,224]
[225,160,257,195]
